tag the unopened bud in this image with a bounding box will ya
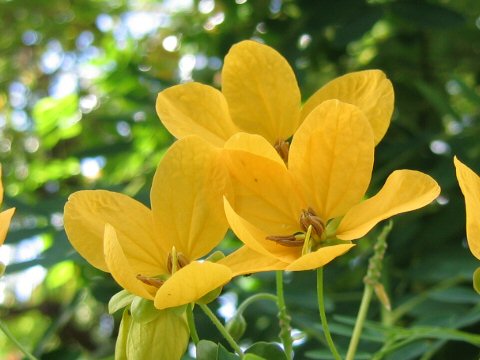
[226,314,247,341]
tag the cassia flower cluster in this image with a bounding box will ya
[64,40,478,359]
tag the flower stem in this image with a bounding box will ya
[345,222,393,360]
[186,303,199,345]
[316,267,342,360]
[345,284,373,360]
[198,303,244,358]
[276,271,293,360]
[0,318,38,360]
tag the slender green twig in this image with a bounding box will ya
[317,267,342,360]
[236,293,278,315]
[186,303,199,344]
[345,222,393,360]
[345,285,374,360]
[276,271,293,360]
[198,303,244,358]
[0,318,38,360]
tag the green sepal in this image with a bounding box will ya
[225,314,247,341]
[130,296,160,324]
[473,267,480,294]
[108,290,135,314]
[206,250,226,263]
[114,308,132,360]
[196,284,223,305]
[171,303,188,316]
[127,308,190,360]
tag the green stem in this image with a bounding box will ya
[276,271,293,360]
[199,303,244,358]
[187,303,199,345]
[236,293,278,314]
[345,285,374,360]
[0,319,38,360]
[316,267,342,360]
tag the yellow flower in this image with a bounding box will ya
[156,40,394,154]
[0,165,15,248]
[64,136,232,309]
[454,157,480,259]
[220,100,440,272]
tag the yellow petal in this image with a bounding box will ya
[154,261,232,310]
[454,157,480,260]
[219,246,289,276]
[224,198,301,264]
[156,82,239,147]
[337,170,440,240]
[104,224,155,300]
[0,208,15,246]
[222,40,301,143]
[151,136,230,261]
[301,70,394,145]
[223,132,285,167]
[289,100,374,221]
[286,244,355,271]
[224,142,305,236]
[64,190,163,273]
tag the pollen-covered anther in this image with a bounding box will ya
[167,251,190,274]
[266,234,304,247]
[136,274,165,288]
[274,139,290,163]
[300,207,325,237]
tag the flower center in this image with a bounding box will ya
[136,247,190,289]
[265,207,325,252]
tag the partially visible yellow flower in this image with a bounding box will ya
[0,164,15,248]
[64,136,232,310]
[220,100,440,273]
[156,40,394,154]
[454,157,480,259]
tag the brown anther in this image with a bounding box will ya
[266,234,304,247]
[167,251,190,274]
[274,139,290,163]
[300,208,325,236]
[167,252,173,274]
[136,274,165,288]
[177,252,190,268]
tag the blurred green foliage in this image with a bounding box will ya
[0,0,480,359]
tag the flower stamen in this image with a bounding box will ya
[167,248,190,274]
[136,274,165,288]
[300,207,325,237]
[266,234,305,247]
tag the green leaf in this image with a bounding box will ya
[390,1,465,29]
[130,296,160,324]
[245,342,287,360]
[196,340,240,360]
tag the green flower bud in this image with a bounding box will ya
[126,308,189,360]
[115,309,132,360]
[226,314,247,341]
